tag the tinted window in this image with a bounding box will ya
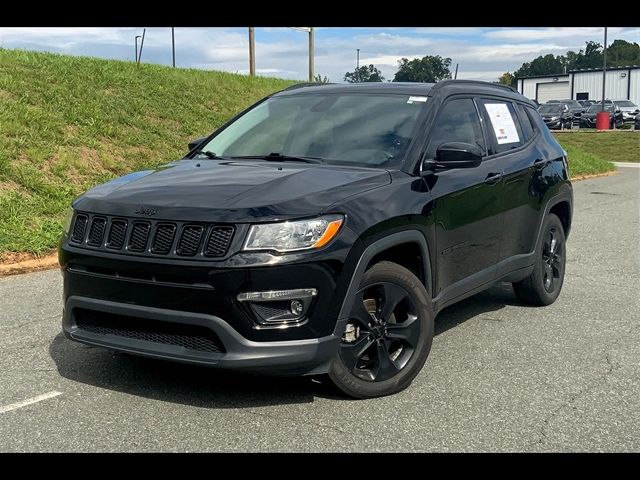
[516,103,534,141]
[587,104,614,113]
[525,106,544,131]
[479,100,524,154]
[425,98,485,159]
[615,100,636,107]
[539,104,564,114]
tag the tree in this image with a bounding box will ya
[313,73,331,83]
[513,54,565,79]
[344,65,384,83]
[606,40,640,67]
[393,55,452,83]
[498,71,515,86]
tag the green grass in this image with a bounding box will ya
[0,48,296,255]
[554,131,640,163]
[559,144,615,177]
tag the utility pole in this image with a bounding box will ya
[357,49,360,69]
[137,28,146,65]
[135,35,141,63]
[248,27,256,76]
[601,26,608,113]
[308,27,314,82]
[454,63,459,79]
[171,27,175,68]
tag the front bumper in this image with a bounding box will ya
[63,296,340,375]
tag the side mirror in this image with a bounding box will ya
[188,136,208,151]
[421,142,483,175]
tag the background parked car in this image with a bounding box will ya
[579,103,624,129]
[538,103,574,130]
[578,100,596,108]
[547,99,585,125]
[612,100,640,123]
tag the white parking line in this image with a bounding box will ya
[613,162,640,168]
[0,391,62,414]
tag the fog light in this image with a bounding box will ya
[237,288,317,302]
[290,300,304,316]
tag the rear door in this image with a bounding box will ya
[423,96,503,301]
[476,98,541,274]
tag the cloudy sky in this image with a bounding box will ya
[1,27,639,82]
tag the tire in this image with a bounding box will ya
[513,213,566,306]
[327,261,434,399]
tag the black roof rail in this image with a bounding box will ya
[433,79,519,94]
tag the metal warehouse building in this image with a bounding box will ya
[516,66,640,105]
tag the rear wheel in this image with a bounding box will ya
[513,213,566,306]
[327,261,433,399]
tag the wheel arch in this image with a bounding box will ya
[333,230,432,337]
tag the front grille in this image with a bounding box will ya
[204,226,235,257]
[87,217,107,246]
[177,225,204,256]
[151,224,176,254]
[128,222,151,252]
[74,309,224,353]
[71,214,88,243]
[106,220,127,250]
[68,212,235,260]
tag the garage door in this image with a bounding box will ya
[537,81,570,103]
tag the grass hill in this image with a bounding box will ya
[0,48,295,254]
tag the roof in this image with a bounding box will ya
[516,65,640,81]
[273,82,436,96]
[274,79,527,104]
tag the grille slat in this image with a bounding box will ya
[176,225,204,256]
[75,310,224,353]
[69,214,234,259]
[151,224,176,254]
[128,222,151,252]
[70,214,88,243]
[204,226,235,257]
[86,217,107,246]
[106,220,127,250]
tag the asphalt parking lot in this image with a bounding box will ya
[0,166,638,452]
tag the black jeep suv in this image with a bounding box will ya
[59,81,572,398]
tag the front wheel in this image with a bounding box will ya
[513,213,566,306]
[327,261,434,399]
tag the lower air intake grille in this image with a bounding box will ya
[87,217,107,246]
[106,220,127,250]
[71,214,88,243]
[128,222,151,252]
[204,226,235,257]
[74,309,225,353]
[176,225,204,256]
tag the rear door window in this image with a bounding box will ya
[478,100,524,154]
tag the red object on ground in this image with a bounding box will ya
[596,111,610,130]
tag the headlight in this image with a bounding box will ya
[62,207,75,236]
[243,214,344,253]
[550,116,558,121]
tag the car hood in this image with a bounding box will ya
[74,159,392,223]
[618,106,639,113]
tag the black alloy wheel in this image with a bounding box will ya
[541,227,563,293]
[327,261,433,399]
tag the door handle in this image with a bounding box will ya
[534,158,549,170]
[484,172,503,185]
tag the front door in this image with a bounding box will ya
[423,97,504,301]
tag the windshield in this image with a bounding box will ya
[539,105,563,114]
[587,104,614,113]
[615,100,636,107]
[197,93,426,168]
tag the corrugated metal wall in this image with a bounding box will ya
[572,70,629,101]
[630,70,640,105]
[517,68,639,105]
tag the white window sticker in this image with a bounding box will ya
[484,103,520,144]
[407,96,427,104]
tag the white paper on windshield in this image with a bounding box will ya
[407,96,427,104]
[485,103,520,144]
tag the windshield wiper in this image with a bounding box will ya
[192,150,219,159]
[231,153,323,164]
